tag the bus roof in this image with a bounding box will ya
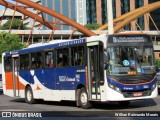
[4,38,86,56]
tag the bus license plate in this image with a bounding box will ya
[133,92,142,97]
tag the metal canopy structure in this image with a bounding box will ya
[0,0,160,43]
[97,1,160,34]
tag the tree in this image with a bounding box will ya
[84,23,101,30]
[0,18,30,30]
[0,32,25,62]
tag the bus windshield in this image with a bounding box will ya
[105,45,155,75]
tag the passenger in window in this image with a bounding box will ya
[63,55,68,66]
[32,61,37,69]
[49,59,54,68]
[38,61,43,68]
[79,53,83,65]
[57,58,63,67]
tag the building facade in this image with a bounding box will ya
[0,9,23,25]
[41,0,87,30]
[86,0,160,31]
[40,0,160,31]
[23,0,42,29]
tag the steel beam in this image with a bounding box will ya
[114,1,160,33]
[0,0,60,30]
[97,2,160,31]
[14,0,96,36]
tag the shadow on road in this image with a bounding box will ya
[9,97,157,110]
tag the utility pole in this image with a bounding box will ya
[107,0,114,34]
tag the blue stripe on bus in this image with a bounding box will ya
[107,76,157,91]
[5,39,86,56]
[19,66,86,90]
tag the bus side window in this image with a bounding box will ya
[56,48,69,67]
[45,51,54,68]
[63,48,69,66]
[20,54,29,70]
[71,46,84,66]
[57,49,63,67]
[31,52,43,69]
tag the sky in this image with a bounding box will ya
[0,0,16,10]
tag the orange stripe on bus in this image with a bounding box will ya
[86,67,88,90]
[5,72,25,90]
[36,85,41,90]
[5,72,13,89]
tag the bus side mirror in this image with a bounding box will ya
[156,66,160,72]
[104,63,109,70]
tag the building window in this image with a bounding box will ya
[62,0,69,30]
[101,0,107,24]
[149,0,160,30]
[135,0,144,30]
[121,0,130,30]
[71,0,76,22]
[86,0,97,23]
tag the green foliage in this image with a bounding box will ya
[0,32,25,62]
[84,23,101,30]
[156,59,160,68]
[0,18,30,30]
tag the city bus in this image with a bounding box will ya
[2,34,158,109]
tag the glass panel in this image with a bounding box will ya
[101,0,107,24]
[62,0,69,30]
[121,0,130,30]
[105,45,155,75]
[20,54,29,70]
[135,0,144,30]
[4,56,12,72]
[71,0,76,21]
[149,0,160,30]
[57,48,69,67]
[48,0,53,22]
[45,51,54,68]
[31,52,43,69]
[71,46,85,66]
[86,0,97,23]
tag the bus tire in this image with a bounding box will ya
[78,88,92,109]
[118,101,130,106]
[25,86,36,104]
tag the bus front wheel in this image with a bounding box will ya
[25,86,36,104]
[78,88,92,109]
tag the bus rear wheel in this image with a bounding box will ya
[25,86,36,104]
[78,88,92,109]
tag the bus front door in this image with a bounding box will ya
[87,42,103,100]
[12,56,20,97]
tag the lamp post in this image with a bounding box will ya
[107,0,114,34]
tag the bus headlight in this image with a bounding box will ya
[152,83,156,90]
[115,87,121,92]
[108,83,121,93]
[108,83,114,89]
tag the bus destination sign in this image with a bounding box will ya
[112,36,145,43]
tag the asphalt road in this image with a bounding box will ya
[0,91,160,119]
